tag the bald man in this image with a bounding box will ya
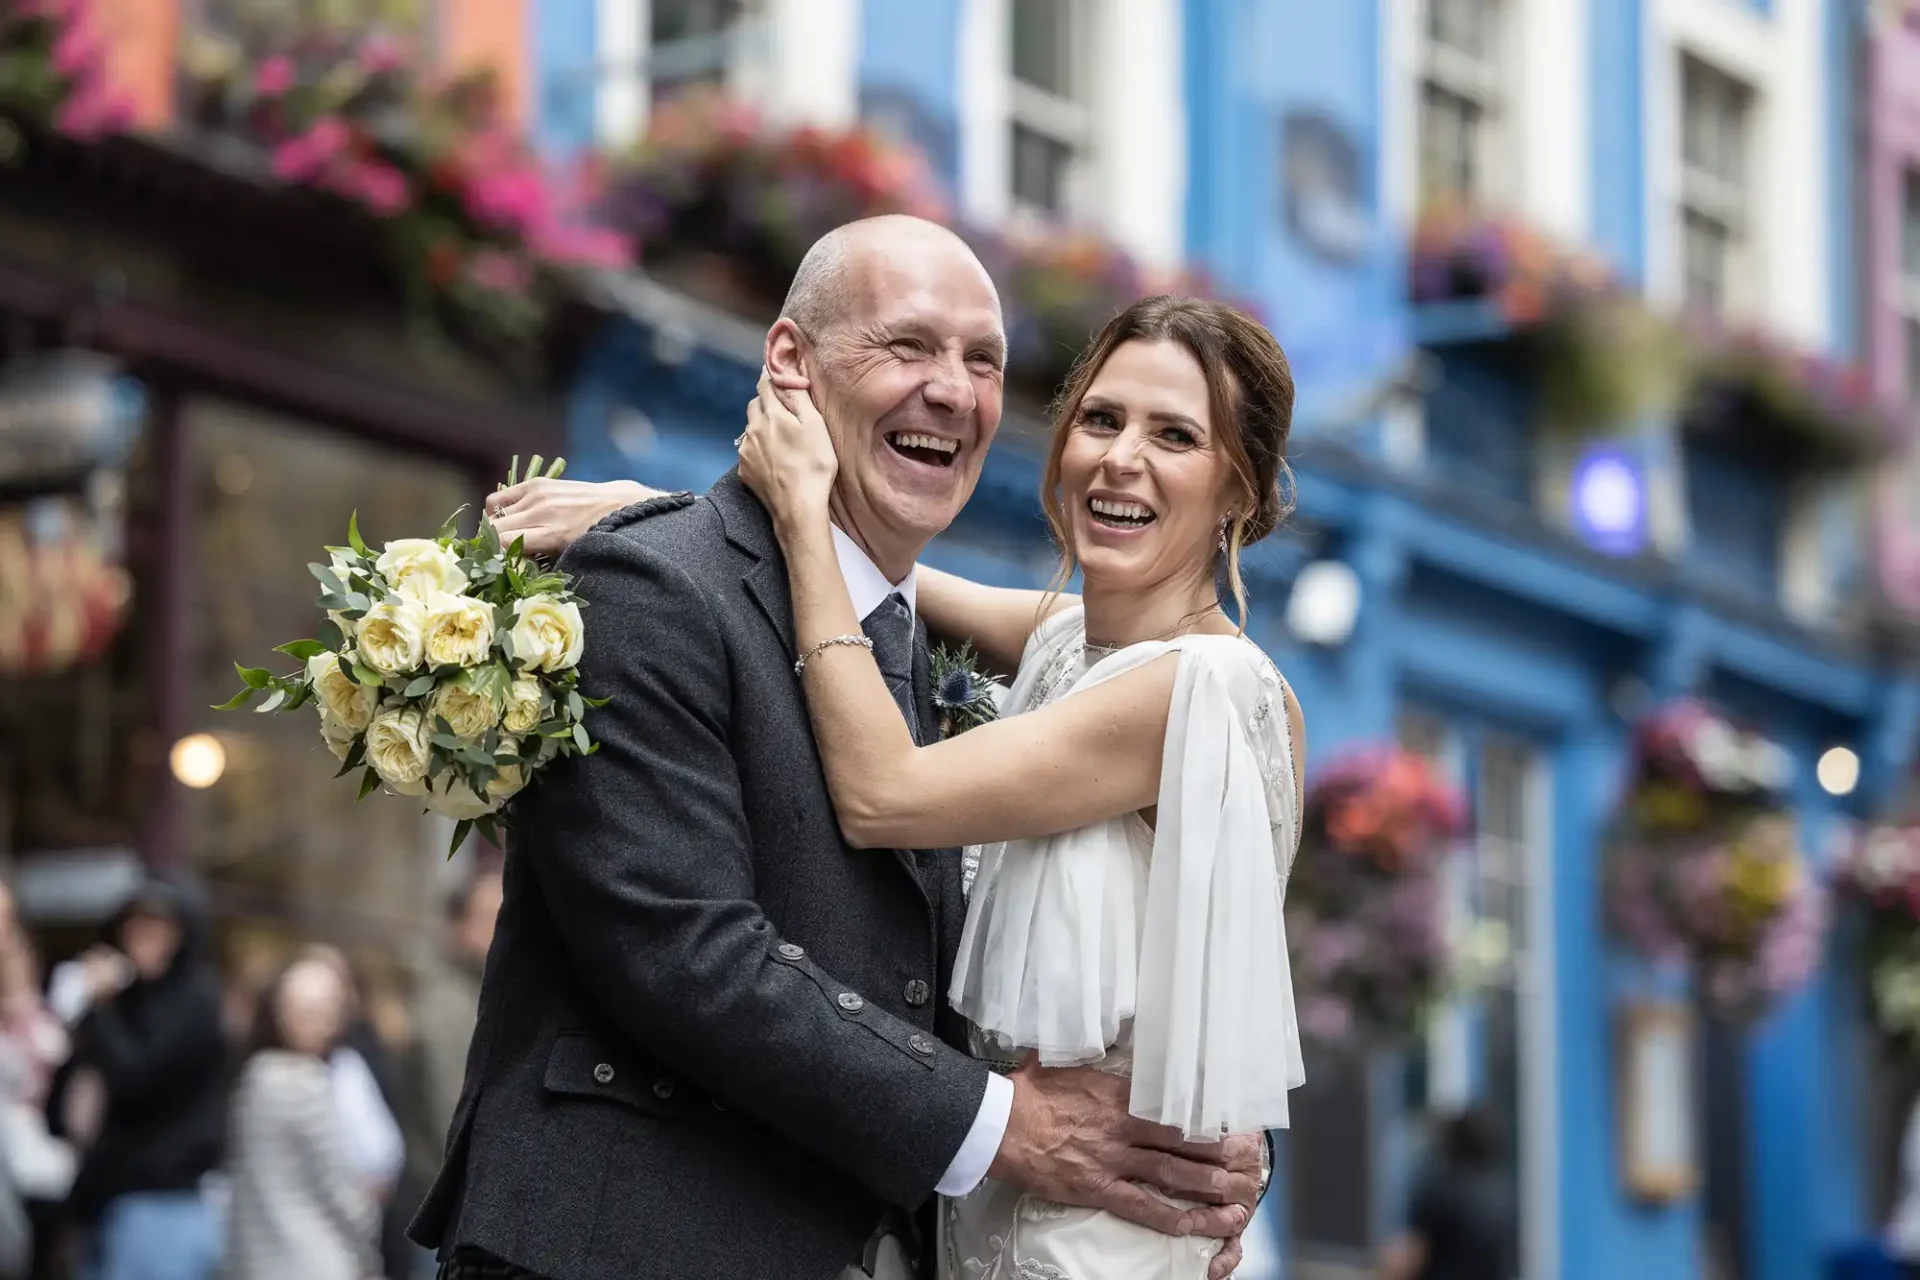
[413,218,1261,1280]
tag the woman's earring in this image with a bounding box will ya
[1218,517,1231,554]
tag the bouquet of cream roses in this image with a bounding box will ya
[218,457,601,854]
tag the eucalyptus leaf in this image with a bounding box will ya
[436,505,470,542]
[352,662,383,686]
[235,662,273,689]
[357,768,380,801]
[257,688,287,714]
[317,618,344,651]
[274,639,327,662]
[348,511,370,557]
[212,688,257,711]
[404,675,438,698]
[448,819,474,859]
[573,723,589,754]
[309,563,346,595]
[580,694,611,709]
[317,593,351,612]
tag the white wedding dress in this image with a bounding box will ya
[941,606,1305,1280]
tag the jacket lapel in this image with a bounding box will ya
[712,472,931,906]
[711,471,796,655]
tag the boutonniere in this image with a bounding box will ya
[930,642,1003,739]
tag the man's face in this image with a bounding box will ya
[807,242,1006,566]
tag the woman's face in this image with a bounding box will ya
[273,961,347,1057]
[1058,339,1240,594]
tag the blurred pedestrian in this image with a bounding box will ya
[298,945,405,1204]
[1376,1109,1514,1280]
[395,865,499,1279]
[226,955,380,1280]
[1886,1085,1920,1277]
[58,872,226,1280]
[0,883,73,1201]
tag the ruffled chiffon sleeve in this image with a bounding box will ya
[1128,638,1305,1139]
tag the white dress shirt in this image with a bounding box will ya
[829,525,1012,1198]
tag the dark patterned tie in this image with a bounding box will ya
[862,593,923,745]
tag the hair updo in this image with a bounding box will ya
[1038,295,1296,623]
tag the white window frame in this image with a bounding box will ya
[1007,0,1090,222]
[1415,0,1511,211]
[595,0,855,150]
[1646,0,1829,347]
[960,0,1184,268]
[1675,53,1755,318]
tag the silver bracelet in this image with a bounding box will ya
[794,634,873,677]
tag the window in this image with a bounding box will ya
[1008,0,1086,216]
[1418,0,1505,208]
[1897,168,1919,403]
[648,0,749,107]
[1678,57,1753,315]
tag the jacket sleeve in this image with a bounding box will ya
[515,529,990,1210]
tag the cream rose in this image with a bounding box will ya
[355,595,427,676]
[318,711,358,763]
[501,676,547,735]
[423,591,496,668]
[432,681,501,741]
[421,752,527,821]
[364,705,431,795]
[509,595,585,673]
[306,651,378,732]
[375,538,468,602]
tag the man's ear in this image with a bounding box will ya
[764,319,812,392]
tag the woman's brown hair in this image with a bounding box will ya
[1038,295,1296,626]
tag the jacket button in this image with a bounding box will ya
[903,979,931,1007]
[776,942,805,961]
[652,1078,675,1100]
[908,1034,936,1057]
[592,1063,615,1085]
[837,992,864,1013]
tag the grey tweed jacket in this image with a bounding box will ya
[409,473,989,1280]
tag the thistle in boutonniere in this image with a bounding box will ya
[930,643,1002,739]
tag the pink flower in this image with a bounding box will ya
[50,16,101,80]
[253,56,296,98]
[528,223,631,269]
[271,117,350,183]
[462,167,550,234]
[467,250,534,293]
[350,162,409,217]
[53,79,134,141]
[356,33,406,75]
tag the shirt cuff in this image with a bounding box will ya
[935,1071,1013,1198]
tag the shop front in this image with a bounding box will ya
[0,124,577,994]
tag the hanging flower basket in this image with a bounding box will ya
[1603,699,1825,1018]
[1286,745,1473,1047]
[597,88,1229,406]
[0,0,138,140]
[1835,821,1920,1047]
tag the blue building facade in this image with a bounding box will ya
[529,3,1917,1277]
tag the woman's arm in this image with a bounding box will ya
[916,566,1073,676]
[786,512,1179,848]
[485,478,659,559]
[738,377,1181,850]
